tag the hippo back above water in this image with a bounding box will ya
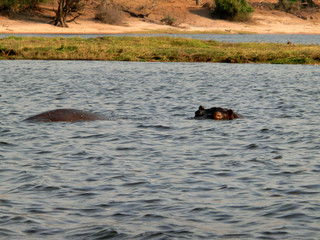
[24,109,107,122]
[194,105,242,120]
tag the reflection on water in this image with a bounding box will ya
[1,61,320,239]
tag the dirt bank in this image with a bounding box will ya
[1,0,320,34]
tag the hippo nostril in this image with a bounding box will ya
[195,110,203,117]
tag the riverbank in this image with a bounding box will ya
[1,36,319,64]
[1,0,320,34]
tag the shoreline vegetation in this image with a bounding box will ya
[1,36,320,64]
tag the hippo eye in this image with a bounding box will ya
[214,112,223,120]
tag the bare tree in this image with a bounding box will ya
[53,0,84,27]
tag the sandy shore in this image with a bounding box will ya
[1,8,320,35]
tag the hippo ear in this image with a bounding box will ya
[227,109,234,117]
[199,105,205,110]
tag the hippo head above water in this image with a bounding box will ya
[194,105,242,120]
[24,109,108,122]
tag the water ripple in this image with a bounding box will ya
[1,61,320,239]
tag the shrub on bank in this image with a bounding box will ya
[212,0,254,21]
[160,15,178,26]
[276,0,317,12]
[0,0,45,13]
[95,1,123,25]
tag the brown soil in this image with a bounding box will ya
[1,0,320,34]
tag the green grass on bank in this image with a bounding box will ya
[1,36,320,64]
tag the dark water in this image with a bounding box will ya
[1,33,320,44]
[1,61,320,239]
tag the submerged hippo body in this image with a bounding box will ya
[24,109,107,122]
[195,105,242,120]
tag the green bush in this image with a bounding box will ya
[160,15,178,26]
[277,0,299,11]
[0,0,45,12]
[213,0,254,21]
[276,0,316,12]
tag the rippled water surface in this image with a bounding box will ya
[1,61,320,239]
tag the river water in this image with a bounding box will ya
[1,61,320,239]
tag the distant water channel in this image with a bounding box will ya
[1,61,320,239]
[1,33,320,44]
